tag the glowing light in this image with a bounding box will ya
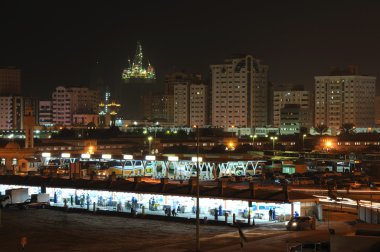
[88,146,94,154]
[145,155,156,161]
[61,153,71,158]
[122,42,156,81]
[168,156,179,162]
[81,153,90,159]
[192,157,203,162]
[123,154,133,160]
[325,141,332,148]
[102,154,112,159]
[42,152,51,158]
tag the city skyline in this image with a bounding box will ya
[2,1,380,99]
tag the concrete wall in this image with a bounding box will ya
[358,206,380,224]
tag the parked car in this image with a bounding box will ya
[19,199,50,209]
[19,193,50,209]
[286,216,315,231]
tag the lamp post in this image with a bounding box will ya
[148,136,153,154]
[250,134,257,150]
[270,136,278,151]
[302,134,307,151]
[194,125,200,252]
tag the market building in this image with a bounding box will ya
[0,176,320,224]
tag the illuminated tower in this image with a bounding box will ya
[120,41,160,120]
[99,89,121,128]
[122,42,156,82]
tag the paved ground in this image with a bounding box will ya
[0,207,357,252]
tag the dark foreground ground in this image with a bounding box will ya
[0,207,357,252]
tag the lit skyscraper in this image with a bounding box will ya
[314,67,376,132]
[210,55,268,128]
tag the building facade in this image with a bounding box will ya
[210,55,268,128]
[0,67,21,95]
[314,71,376,132]
[52,86,100,126]
[173,83,208,127]
[375,96,380,126]
[39,100,53,127]
[279,104,313,135]
[151,94,174,123]
[0,96,24,130]
[273,86,312,128]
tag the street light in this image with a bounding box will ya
[270,136,278,151]
[302,134,307,151]
[193,124,200,251]
[147,136,153,154]
[229,125,235,138]
[250,134,257,149]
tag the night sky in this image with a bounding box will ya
[2,0,380,99]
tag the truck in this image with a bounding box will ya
[0,188,29,208]
[20,193,50,209]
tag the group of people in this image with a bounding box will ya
[148,197,156,211]
[268,208,276,221]
[164,206,177,216]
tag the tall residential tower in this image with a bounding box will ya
[314,67,376,132]
[210,55,268,128]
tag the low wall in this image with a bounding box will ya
[358,206,380,224]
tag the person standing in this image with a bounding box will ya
[272,208,276,222]
[269,208,273,221]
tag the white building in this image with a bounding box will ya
[315,73,376,132]
[0,96,24,130]
[273,88,312,128]
[173,83,207,127]
[51,86,100,126]
[210,55,268,128]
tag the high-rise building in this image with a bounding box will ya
[375,96,380,126]
[164,72,202,95]
[280,104,313,135]
[39,100,53,127]
[51,86,100,126]
[0,67,21,95]
[0,96,24,130]
[315,67,376,132]
[210,55,268,128]
[273,85,313,128]
[149,71,203,124]
[174,83,208,127]
[150,94,174,122]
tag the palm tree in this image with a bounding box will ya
[340,123,355,135]
[314,124,328,135]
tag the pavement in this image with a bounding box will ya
[208,211,358,252]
